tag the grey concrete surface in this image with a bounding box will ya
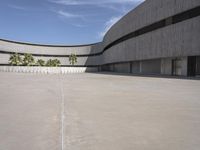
[0,72,200,150]
[0,40,101,55]
[103,0,200,46]
[102,16,200,65]
[0,39,102,66]
[0,73,61,150]
[141,59,161,74]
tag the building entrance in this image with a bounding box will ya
[196,56,200,76]
[187,56,200,77]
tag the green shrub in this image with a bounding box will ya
[36,59,45,66]
[23,53,35,66]
[53,59,61,67]
[9,53,61,67]
[46,59,61,67]
[69,53,77,65]
[9,53,23,66]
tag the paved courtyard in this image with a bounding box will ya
[0,72,200,150]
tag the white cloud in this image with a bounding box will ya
[57,10,83,18]
[48,0,145,36]
[71,23,87,28]
[48,0,145,6]
[99,16,122,38]
[48,0,145,15]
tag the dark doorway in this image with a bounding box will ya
[196,56,200,76]
[187,56,197,76]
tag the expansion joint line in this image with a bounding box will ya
[60,77,65,150]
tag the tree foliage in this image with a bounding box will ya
[69,53,77,65]
[9,53,62,67]
[46,59,61,67]
[23,53,35,66]
[9,53,23,66]
[36,59,45,66]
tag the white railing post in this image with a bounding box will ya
[0,66,97,74]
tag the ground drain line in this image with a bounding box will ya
[60,78,65,150]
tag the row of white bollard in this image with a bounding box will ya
[0,66,98,74]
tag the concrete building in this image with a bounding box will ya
[0,0,200,77]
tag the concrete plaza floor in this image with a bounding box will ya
[0,72,200,150]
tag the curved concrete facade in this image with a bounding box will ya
[102,0,200,63]
[0,0,200,76]
[0,39,102,66]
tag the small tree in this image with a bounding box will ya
[53,59,61,67]
[69,53,77,65]
[23,53,35,66]
[46,59,53,67]
[9,53,23,66]
[36,59,45,66]
[46,59,61,67]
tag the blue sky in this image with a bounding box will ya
[0,0,144,45]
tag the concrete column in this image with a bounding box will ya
[181,57,188,76]
[161,58,172,75]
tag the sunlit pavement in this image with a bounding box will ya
[0,72,200,150]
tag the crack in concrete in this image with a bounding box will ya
[60,77,65,150]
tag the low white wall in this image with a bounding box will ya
[0,66,98,74]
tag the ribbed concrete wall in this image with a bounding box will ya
[103,0,200,47]
[102,16,200,64]
[102,0,200,65]
[0,39,102,55]
[0,53,101,66]
[0,39,102,66]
